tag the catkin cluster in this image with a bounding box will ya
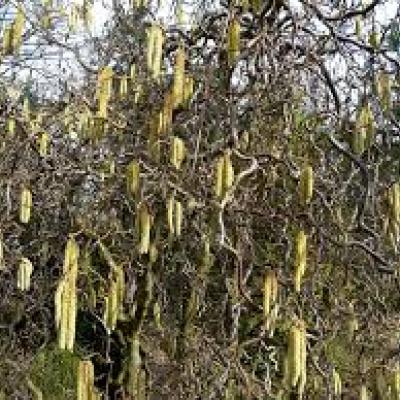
[128,334,147,399]
[55,236,79,351]
[137,203,152,254]
[227,18,240,66]
[298,165,313,206]
[167,196,183,238]
[103,264,125,333]
[147,25,164,80]
[286,320,307,398]
[294,230,307,292]
[77,360,101,400]
[352,104,375,155]
[170,136,186,170]
[214,151,235,199]
[97,66,113,118]
[385,182,400,250]
[19,187,32,224]
[3,7,25,55]
[126,160,140,197]
[17,257,33,291]
[263,270,279,331]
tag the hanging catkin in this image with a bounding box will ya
[147,25,164,80]
[294,230,307,292]
[287,320,307,395]
[332,368,342,397]
[38,132,49,157]
[170,136,186,170]
[214,150,234,199]
[0,237,4,271]
[227,17,240,66]
[172,45,185,108]
[77,360,95,400]
[20,187,32,224]
[299,165,313,205]
[17,257,33,291]
[56,236,79,351]
[263,270,278,318]
[137,203,152,254]
[126,160,140,197]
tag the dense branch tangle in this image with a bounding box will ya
[0,0,400,399]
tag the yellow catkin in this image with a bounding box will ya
[287,320,307,393]
[332,368,342,397]
[360,384,369,400]
[97,66,113,118]
[167,196,175,236]
[162,92,173,132]
[298,321,307,398]
[390,364,400,399]
[223,150,235,194]
[294,230,307,292]
[288,323,301,387]
[12,7,25,52]
[59,276,76,351]
[299,165,313,205]
[115,264,125,317]
[138,204,151,254]
[128,334,142,396]
[172,45,185,108]
[263,270,278,317]
[17,257,33,291]
[57,236,79,351]
[146,26,156,73]
[20,187,32,224]
[3,26,13,55]
[77,359,95,400]
[152,26,164,80]
[58,280,68,349]
[23,98,30,116]
[66,275,77,351]
[126,160,140,197]
[175,200,183,237]
[362,104,375,147]
[153,301,162,329]
[130,64,136,81]
[104,279,119,332]
[355,17,362,39]
[64,236,79,277]
[0,238,4,270]
[55,280,64,329]
[183,75,194,104]
[376,72,392,112]
[147,25,164,80]
[120,75,128,97]
[227,17,240,66]
[38,132,49,157]
[7,118,16,135]
[389,183,400,224]
[171,136,186,169]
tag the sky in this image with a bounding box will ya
[1,0,398,98]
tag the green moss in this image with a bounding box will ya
[29,345,80,400]
[324,335,358,378]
